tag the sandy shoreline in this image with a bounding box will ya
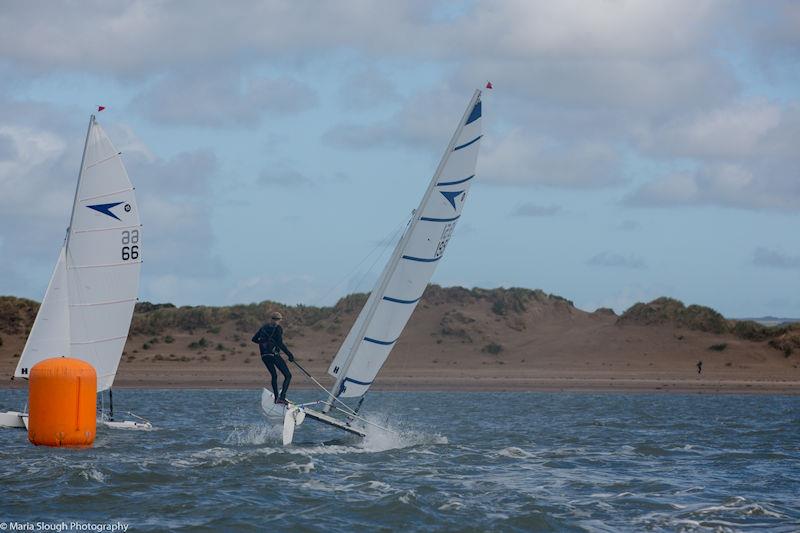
[4,376,798,395]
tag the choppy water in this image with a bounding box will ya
[1,390,799,532]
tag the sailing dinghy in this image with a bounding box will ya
[0,114,150,431]
[261,90,483,444]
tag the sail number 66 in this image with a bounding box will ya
[121,230,139,261]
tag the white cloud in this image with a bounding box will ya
[625,161,799,211]
[481,129,624,188]
[639,100,798,159]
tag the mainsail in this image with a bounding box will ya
[14,116,142,392]
[327,90,483,400]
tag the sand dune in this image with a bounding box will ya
[1,288,798,393]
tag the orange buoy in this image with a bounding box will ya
[28,357,96,447]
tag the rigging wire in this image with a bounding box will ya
[291,360,398,435]
[309,217,408,309]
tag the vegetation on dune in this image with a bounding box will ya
[594,307,617,316]
[483,342,503,355]
[4,289,799,360]
[768,332,800,357]
[618,297,800,355]
[0,296,39,335]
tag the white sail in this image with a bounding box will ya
[15,247,70,378]
[328,90,483,398]
[14,116,141,392]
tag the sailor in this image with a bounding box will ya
[252,311,295,404]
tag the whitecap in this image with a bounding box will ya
[438,499,464,511]
[366,480,392,492]
[399,489,417,504]
[78,468,106,483]
[497,446,534,459]
[285,461,315,474]
[224,423,282,445]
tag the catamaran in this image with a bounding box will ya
[0,114,149,430]
[261,89,484,444]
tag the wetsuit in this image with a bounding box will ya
[252,323,294,400]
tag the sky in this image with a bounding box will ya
[0,1,798,317]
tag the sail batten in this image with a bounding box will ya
[327,90,483,399]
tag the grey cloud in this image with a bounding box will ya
[258,168,314,188]
[340,68,400,109]
[512,203,561,217]
[638,101,800,160]
[1,0,797,207]
[133,73,317,128]
[0,102,226,300]
[0,133,17,160]
[617,220,641,231]
[0,2,448,77]
[126,149,216,197]
[257,164,348,188]
[753,247,800,270]
[481,130,625,189]
[624,161,800,211]
[587,251,646,270]
[324,86,468,151]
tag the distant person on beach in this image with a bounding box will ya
[253,311,295,404]
[697,360,703,374]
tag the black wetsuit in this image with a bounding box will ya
[252,323,294,400]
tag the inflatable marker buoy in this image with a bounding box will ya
[28,357,96,448]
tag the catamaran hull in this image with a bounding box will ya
[260,389,305,444]
[260,388,366,445]
[99,419,153,431]
[0,410,27,429]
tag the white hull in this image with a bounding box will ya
[260,389,291,420]
[0,410,27,429]
[259,388,365,445]
[99,419,153,431]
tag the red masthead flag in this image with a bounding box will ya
[485,82,493,89]
[97,106,106,112]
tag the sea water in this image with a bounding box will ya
[1,390,798,531]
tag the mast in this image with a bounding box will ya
[65,115,95,252]
[324,89,482,411]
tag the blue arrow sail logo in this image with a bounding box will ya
[440,190,465,210]
[86,201,124,221]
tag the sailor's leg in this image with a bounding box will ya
[275,356,292,400]
[261,355,279,398]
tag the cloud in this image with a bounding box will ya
[325,85,471,151]
[481,129,625,188]
[587,251,646,270]
[0,132,17,160]
[624,161,800,211]
[0,103,226,302]
[638,100,799,159]
[753,247,800,269]
[511,203,561,217]
[257,168,314,188]
[340,68,400,109]
[133,73,317,127]
[617,220,641,231]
